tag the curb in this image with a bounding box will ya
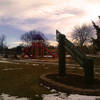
[40,72,100,96]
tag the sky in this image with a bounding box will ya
[0,0,100,48]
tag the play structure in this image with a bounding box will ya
[56,30,94,84]
[21,34,57,59]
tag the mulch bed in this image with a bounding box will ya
[46,73,100,89]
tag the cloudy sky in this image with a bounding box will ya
[0,0,100,48]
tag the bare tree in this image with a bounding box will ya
[21,30,47,46]
[21,32,29,45]
[0,34,7,49]
[71,24,95,48]
[92,16,100,53]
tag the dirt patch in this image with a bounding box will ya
[40,73,100,96]
[47,73,100,89]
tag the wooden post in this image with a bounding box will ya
[42,42,44,57]
[58,34,66,76]
[32,42,34,58]
[84,59,94,84]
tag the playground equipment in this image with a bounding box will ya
[56,30,94,84]
[21,41,56,59]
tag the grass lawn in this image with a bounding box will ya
[0,59,58,100]
[0,58,99,100]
